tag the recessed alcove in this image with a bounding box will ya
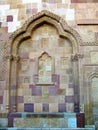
[4,10,86,128]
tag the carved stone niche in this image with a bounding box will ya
[5,10,81,112]
[37,52,54,85]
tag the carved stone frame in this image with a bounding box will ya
[5,10,82,112]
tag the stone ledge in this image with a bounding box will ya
[0,127,95,130]
[76,19,98,25]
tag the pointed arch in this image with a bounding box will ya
[5,10,83,112]
[5,10,82,56]
[88,72,98,79]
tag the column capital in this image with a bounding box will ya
[5,54,13,60]
[13,55,20,62]
[71,53,83,61]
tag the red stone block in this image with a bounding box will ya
[0,96,3,104]
[71,0,79,3]
[93,0,98,2]
[7,15,13,22]
[76,113,85,128]
[71,0,87,2]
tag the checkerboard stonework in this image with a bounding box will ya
[0,0,98,129]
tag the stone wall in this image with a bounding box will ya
[0,0,98,126]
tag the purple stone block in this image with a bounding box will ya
[69,83,74,88]
[74,94,79,103]
[49,87,58,96]
[11,85,16,89]
[20,52,29,59]
[10,96,16,105]
[7,15,13,22]
[24,103,34,112]
[18,76,23,84]
[33,74,38,83]
[74,103,80,113]
[52,74,56,82]
[58,103,66,112]
[8,117,13,127]
[29,84,36,88]
[9,112,21,118]
[18,96,24,103]
[43,104,49,112]
[74,85,79,94]
[18,63,21,70]
[0,81,6,89]
[65,96,74,103]
[52,74,60,84]
[0,96,3,104]
[26,9,32,14]
[32,86,42,96]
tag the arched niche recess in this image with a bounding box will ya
[89,73,98,113]
[84,73,98,124]
[5,10,82,112]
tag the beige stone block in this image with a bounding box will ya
[18,88,23,96]
[66,103,74,112]
[90,52,98,64]
[66,88,74,96]
[58,96,65,103]
[3,90,9,105]
[60,57,69,68]
[32,96,35,103]
[34,96,42,103]
[49,96,59,103]
[49,103,58,112]
[41,96,50,103]
[60,75,69,84]
[86,9,96,19]
[17,103,24,112]
[76,3,87,9]
[60,84,68,89]
[10,90,16,96]
[42,87,49,98]
[76,9,87,20]
[34,103,42,112]
[0,90,4,96]
[24,96,32,103]
[66,9,75,21]
[57,89,66,95]
[23,88,31,95]
[17,4,24,8]
[19,84,29,89]
[29,52,36,59]
[91,77,98,104]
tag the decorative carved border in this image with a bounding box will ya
[4,10,98,49]
[4,10,83,112]
[4,10,84,54]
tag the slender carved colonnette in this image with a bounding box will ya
[71,53,84,61]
